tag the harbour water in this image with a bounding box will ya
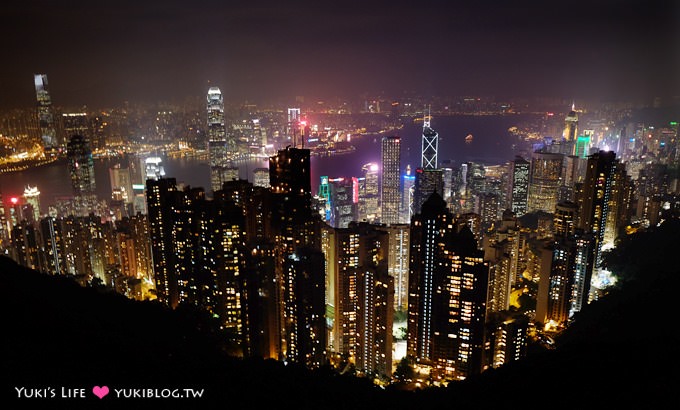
[0,114,537,210]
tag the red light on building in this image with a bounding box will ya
[10,197,19,205]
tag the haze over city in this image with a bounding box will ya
[1,0,678,108]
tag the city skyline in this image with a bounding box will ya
[1,0,678,109]
[2,1,680,405]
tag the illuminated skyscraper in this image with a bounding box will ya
[242,242,280,360]
[109,164,133,205]
[484,212,522,314]
[287,108,301,143]
[527,152,563,213]
[23,186,41,222]
[576,150,619,266]
[207,87,228,192]
[509,156,529,216]
[144,157,165,181]
[11,221,42,271]
[421,110,438,169]
[413,167,444,214]
[359,163,380,222]
[385,224,410,311]
[489,313,528,369]
[146,178,248,338]
[401,167,416,224]
[62,112,90,147]
[269,146,312,234]
[34,74,58,149]
[66,135,96,196]
[574,135,591,158]
[381,136,401,225]
[408,192,489,379]
[146,177,181,308]
[40,216,67,276]
[282,247,326,367]
[330,222,393,376]
[548,230,595,325]
[563,105,579,142]
[328,177,358,228]
[554,201,578,238]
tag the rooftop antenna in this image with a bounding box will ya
[423,105,431,128]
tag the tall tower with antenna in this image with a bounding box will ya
[421,106,438,169]
[563,103,578,142]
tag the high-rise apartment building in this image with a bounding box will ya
[408,192,489,379]
[385,224,410,312]
[282,247,326,368]
[576,150,618,265]
[329,222,393,376]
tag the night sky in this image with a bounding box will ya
[1,0,678,108]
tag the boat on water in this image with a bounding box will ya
[465,134,474,143]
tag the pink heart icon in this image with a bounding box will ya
[92,386,109,399]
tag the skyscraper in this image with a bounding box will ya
[401,167,416,224]
[509,156,529,217]
[563,106,578,142]
[207,87,228,192]
[554,201,578,238]
[146,178,180,308]
[62,112,90,147]
[66,135,96,196]
[34,74,57,150]
[413,167,444,215]
[329,222,393,376]
[287,108,301,144]
[576,150,618,266]
[527,152,563,213]
[282,247,326,367]
[144,157,165,181]
[381,136,401,225]
[385,224,410,311]
[574,135,591,158]
[23,186,41,222]
[359,163,380,223]
[109,164,133,205]
[408,192,489,379]
[421,111,438,169]
[328,177,358,228]
[269,146,312,234]
[548,230,595,325]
